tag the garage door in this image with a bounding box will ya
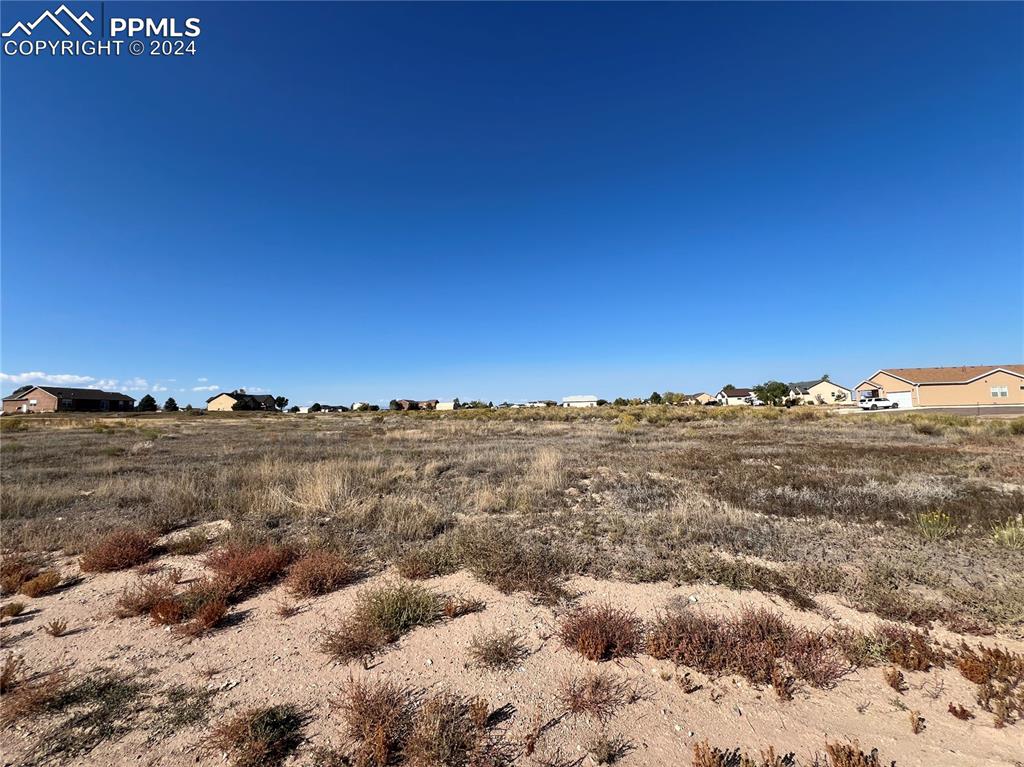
[888,391,914,409]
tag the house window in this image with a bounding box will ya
[990,387,1008,398]
[28,399,37,405]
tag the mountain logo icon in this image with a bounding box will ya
[2,4,94,37]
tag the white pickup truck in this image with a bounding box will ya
[859,396,899,410]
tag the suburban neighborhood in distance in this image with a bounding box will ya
[2,2,1022,767]
[4,364,1022,415]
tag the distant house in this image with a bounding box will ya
[526,400,557,408]
[562,395,600,408]
[351,402,369,411]
[715,388,753,406]
[855,365,1024,409]
[436,399,460,411]
[206,392,279,412]
[788,378,853,405]
[2,386,135,415]
[418,400,439,411]
[685,392,715,405]
[392,399,419,411]
[320,404,349,413]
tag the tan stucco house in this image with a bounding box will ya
[206,391,278,411]
[686,392,716,405]
[855,366,1024,408]
[788,378,853,405]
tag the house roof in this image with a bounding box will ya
[206,392,277,406]
[719,388,753,397]
[562,395,599,402]
[3,386,134,402]
[873,365,1024,385]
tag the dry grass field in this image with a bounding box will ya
[1,407,1022,766]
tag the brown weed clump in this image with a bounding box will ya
[692,742,795,767]
[558,670,636,724]
[0,662,67,724]
[955,642,1023,727]
[206,542,295,599]
[647,607,845,691]
[1,553,41,595]
[457,523,568,604]
[822,740,894,767]
[404,691,506,767]
[335,677,414,767]
[207,704,305,767]
[559,604,644,662]
[285,549,361,598]
[872,623,944,671]
[18,570,61,598]
[80,529,157,572]
[115,574,177,617]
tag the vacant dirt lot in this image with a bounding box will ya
[1,408,1022,766]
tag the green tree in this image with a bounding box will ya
[288,405,300,413]
[275,396,289,411]
[310,402,322,413]
[137,394,157,412]
[185,404,193,412]
[231,397,253,411]
[613,397,629,407]
[722,384,736,393]
[163,397,179,412]
[649,391,663,404]
[752,381,790,406]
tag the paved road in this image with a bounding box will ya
[842,405,1024,418]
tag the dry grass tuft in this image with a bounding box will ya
[1,601,26,619]
[587,734,631,765]
[692,742,795,767]
[207,704,305,767]
[285,549,361,598]
[43,617,68,637]
[404,691,504,767]
[908,710,925,734]
[80,529,157,572]
[822,741,893,767]
[19,569,61,598]
[441,595,485,619]
[395,539,461,580]
[559,604,644,662]
[0,663,68,724]
[558,670,635,723]
[115,574,177,618]
[468,629,528,671]
[334,676,413,767]
[320,582,441,663]
[457,524,568,604]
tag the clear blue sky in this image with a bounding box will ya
[2,1,1022,406]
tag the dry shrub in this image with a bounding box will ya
[168,529,209,556]
[115,574,177,617]
[956,642,1024,727]
[19,570,61,598]
[1,655,24,694]
[1,601,26,619]
[558,670,635,723]
[883,667,906,693]
[285,549,361,598]
[692,742,795,767]
[44,618,68,637]
[206,542,295,598]
[823,741,894,767]
[1,553,40,595]
[908,710,925,734]
[0,664,67,724]
[335,677,413,767]
[80,529,156,572]
[441,595,485,619]
[948,702,973,720]
[587,734,630,765]
[404,692,503,767]
[320,583,440,663]
[208,704,305,767]
[647,607,845,691]
[176,598,228,638]
[468,629,528,670]
[872,624,944,671]
[559,604,644,662]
